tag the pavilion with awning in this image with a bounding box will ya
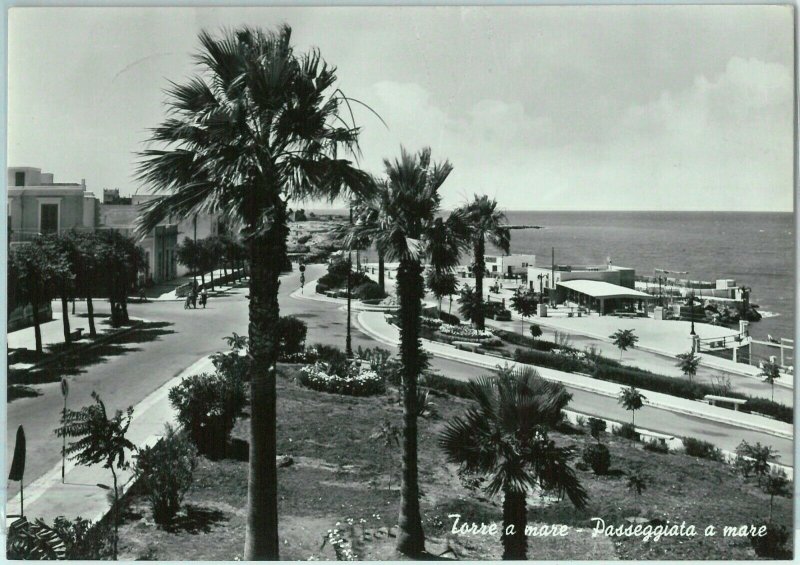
[556,279,654,315]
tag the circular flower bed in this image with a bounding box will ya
[438,324,494,339]
[298,362,385,397]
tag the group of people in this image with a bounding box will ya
[184,279,209,309]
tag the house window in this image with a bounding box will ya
[40,203,59,234]
[15,172,25,186]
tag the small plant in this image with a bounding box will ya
[6,518,66,560]
[618,386,646,426]
[588,417,606,442]
[134,424,198,525]
[613,422,640,441]
[675,351,700,383]
[52,517,113,560]
[643,439,670,454]
[763,469,791,521]
[627,470,649,497]
[682,436,723,461]
[529,323,543,342]
[735,441,778,486]
[748,520,791,559]
[709,373,732,396]
[760,361,781,402]
[54,392,135,560]
[610,329,638,360]
[582,442,611,475]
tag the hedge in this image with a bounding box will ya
[513,348,587,373]
[494,329,559,352]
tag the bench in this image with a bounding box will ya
[69,328,83,341]
[703,394,747,411]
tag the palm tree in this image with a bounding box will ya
[618,385,646,427]
[439,366,588,559]
[345,147,467,556]
[760,360,781,402]
[425,269,458,318]
[457,195,510,330]
[610,328,639,360]
[676,351,700,383]
[135,25,372,560]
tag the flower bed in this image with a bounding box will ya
[298,362,385,397]
[438,324,494,340]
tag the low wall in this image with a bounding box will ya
[8,303,53,332]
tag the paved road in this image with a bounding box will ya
[8,264,792,499]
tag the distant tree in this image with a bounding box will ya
[54,392,135,560]
[10,239,69,354]
[509,289,537,334]
[529,323,543,344]
[176,237,204,285]
[588,417,606,443]
[760,361,781,402]
[40,234,78,344]
[627,470,649,503]
[67,231,103,337]
[202,236,226,290]
[425,269,459,317]
[439,366,588,559]
[764,469,790,521]
[97,231,145,326]
[735,441,778,488]
[457,284,483,327]
[610,329,639,360]
[676,351,700,383]
[294,209,307,221]
[618,385,646,427]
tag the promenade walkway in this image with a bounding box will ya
[356,310,792,442]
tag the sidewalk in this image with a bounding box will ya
[6,355,214,525]
[150,268,245,301]
[356,310,793,441]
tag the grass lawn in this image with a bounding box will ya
[116,365,791,561]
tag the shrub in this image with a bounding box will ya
[582,443,611,475]
[307,343,350,377]
[211,350,250,383]
[682,436,723,461]
[643,439,670,454]
[298,362,385,396]
[613,422,640,441]
[353,281,386,301]
[297,234,312,244]
[514,348,587,373]
[588,417,607,441]
[279,316,307,356]
[51,517,114,560]
[168,371,246,459]
[315,282,330,294]
[134,424,198,524]
[748,521,791,559]
[422,306,460,326]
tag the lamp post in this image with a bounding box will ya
[689,289,696,336]
[346,254,352,358]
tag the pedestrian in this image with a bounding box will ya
[184,294,191,309]
[191,289,198,309]
[200,288,208,309]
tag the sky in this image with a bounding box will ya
[7,5,795,211]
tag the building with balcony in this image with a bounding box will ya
[7,167,98,244]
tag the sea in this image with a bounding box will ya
[495,211,796,348]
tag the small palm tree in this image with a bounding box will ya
[54,392,135,560]
[760,361,781,402]
[676,351,700,383]
[457,195,511,330]
[345,147,468,557]
[439,366,588,560]
[136,25,372,560]
[610,329,638,360]
[510,289,537,334]
[618,386,646,427]
[425,269,459,318]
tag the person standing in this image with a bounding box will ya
[200,288,208,309]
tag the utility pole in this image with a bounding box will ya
[346,206,353,358]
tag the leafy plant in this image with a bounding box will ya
[748,521,791,559]
[763,469,791,521]
[613,422,640,442]
[509,290,537,334]
[6,518,66,560]
[53,392,135,560]
[609,329,638,359]
[643,439,670,454]
[735,441,778,486]
[52,516,113,560]
[278,316,307,356]
[617,386,646,426]
[760,361,781,402]
[588,417,607,442]
[675,351,700,383]
[682,437,723,461]
[582,443,610,475]
[134,424,198,525]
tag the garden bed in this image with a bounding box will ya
[113,365,791,561]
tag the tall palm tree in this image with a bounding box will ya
[351,181,391,292]
[440,366,588,559]
[458,195,510,330]
[135,25,372,560]
[345,147,467,556]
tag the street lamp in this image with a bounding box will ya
[689,289,696,336]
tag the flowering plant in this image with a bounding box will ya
[299,362,385,396]
[438,324,494,339]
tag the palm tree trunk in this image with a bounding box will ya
[396,257,426,557]
[60,294,71,344]
[210,269,215,291]
[243,210,287,561]
[86,293,96,337]
[378,252,385,292]
[501,487,528,560]
[473,237,486,330]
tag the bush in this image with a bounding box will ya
[613,422,640,441]
[588,417,607,441]
[494,329,559,351]
[279,316,307,356]
[582,443,611,475]
[51,517,113,560]
[353,281,386,301]
[643,439,670,454]
[307,343,350,377]
[513,348,587,373]
[315,282,330,294]
[168,371,246,459]
[422,306,460,326]
[297,234,312,244]
[682,436,723,461]
[211,350,250,383]
[748,521,791,558]
[134,424,198,524]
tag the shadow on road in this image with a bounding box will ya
[8,321,176,387]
